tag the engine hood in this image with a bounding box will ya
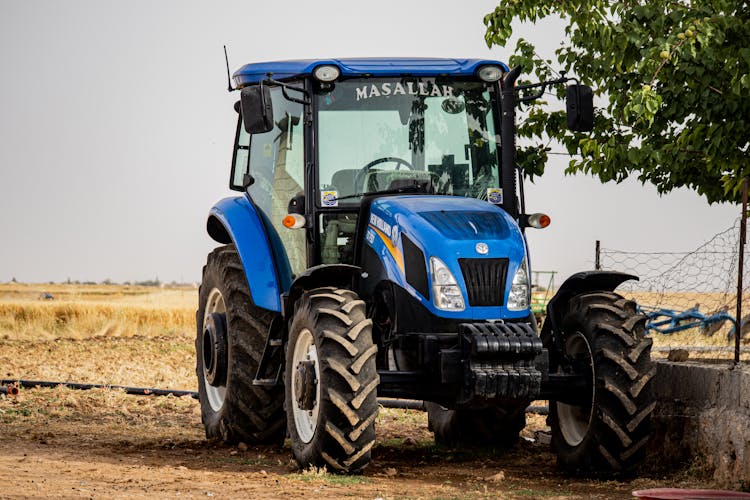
[364,195,530,321]
[369,195,519,244]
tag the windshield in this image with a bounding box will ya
[316,78,501,206]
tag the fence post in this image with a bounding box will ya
[735,178,748,364]
[595,240,601,270]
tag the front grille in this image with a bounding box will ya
[458,258,508,307]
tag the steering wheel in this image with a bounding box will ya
[354,156,415,193]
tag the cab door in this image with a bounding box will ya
[230,85,307,280]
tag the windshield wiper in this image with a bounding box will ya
[334,181,431,202]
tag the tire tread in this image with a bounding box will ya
[286,287,379,473]
[550,291,655,474]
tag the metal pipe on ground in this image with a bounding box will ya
[378,398,425,410]
[0,379,551,415]
[0,379,198,399]
[376,398,549,415]
[526,405,549,415]
[1,385,19,396]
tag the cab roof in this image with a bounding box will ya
[232,58,509,88]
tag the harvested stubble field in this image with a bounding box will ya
[0,284,719,498]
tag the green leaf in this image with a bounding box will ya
[483,1,750,204]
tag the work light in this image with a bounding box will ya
[313,65,340,82]
[477,65,504,82]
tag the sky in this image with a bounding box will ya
[0,1,739,285]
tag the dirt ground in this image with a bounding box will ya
[0,285,719,498]
[0,344,716,499]
[0,390,715,500]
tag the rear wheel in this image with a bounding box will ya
[285,287,379,473]
[426,403,526,448]
[549,292,656,474]
[196,245,286,444]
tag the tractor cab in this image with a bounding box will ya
[227,60,510,278]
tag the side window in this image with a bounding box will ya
[230,115,250,190]
[241,85,307,276]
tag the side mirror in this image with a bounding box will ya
[566,84,594,132]
[287,192,305,215]
[240,85,274,134]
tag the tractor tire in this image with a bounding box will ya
[196,245,286,445]
[549,291,656,474]
[426,402,526,448]
[285,287,379,473]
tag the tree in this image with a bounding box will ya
[484,1,750,203]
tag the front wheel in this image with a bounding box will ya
[549,292,656,474]
[285,287,379,473]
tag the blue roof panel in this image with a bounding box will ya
[233,58,509,87]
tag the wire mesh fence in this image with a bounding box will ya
[598,217,749,363]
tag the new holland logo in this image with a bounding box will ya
[475,242,489,255]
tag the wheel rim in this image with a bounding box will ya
[556,331,595,447]
[203,288,227,412]
[291,328,321,444]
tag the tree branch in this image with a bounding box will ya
[650,38,687,86]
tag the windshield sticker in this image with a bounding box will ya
[321,190,338,207]
[487,188,503,205]
[355,82,455,101]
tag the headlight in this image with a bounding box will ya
[430,257,465,311]
[507,258,530,311]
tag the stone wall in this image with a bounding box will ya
[651,361,750,488]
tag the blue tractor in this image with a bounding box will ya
[197,58,655,474]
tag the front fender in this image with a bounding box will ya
[285,264,362,319]
[541,270,638,349]
[206,196,290,312]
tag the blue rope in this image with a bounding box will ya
[637,304,739,339]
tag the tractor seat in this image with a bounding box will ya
[388,177,435,193]
[365,170,436,192]
[330,169,359,198]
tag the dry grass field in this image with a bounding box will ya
[0,283,722,498]
[0,283,194,341]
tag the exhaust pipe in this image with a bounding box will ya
[500,65,523,219]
